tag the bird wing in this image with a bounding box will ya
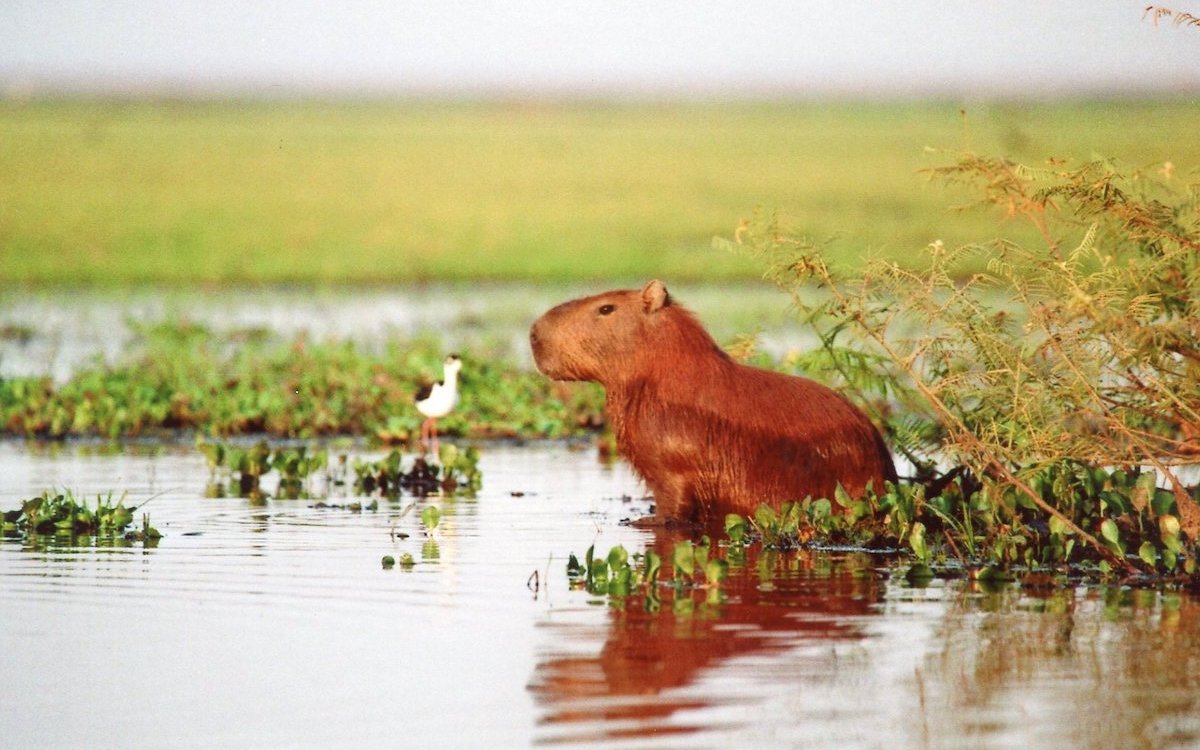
[414,381,435,403]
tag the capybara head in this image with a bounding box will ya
[531,279,693,385]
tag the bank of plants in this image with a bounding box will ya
[1,490,161,547]
[716,148,1200,583]
[0,326,604,441]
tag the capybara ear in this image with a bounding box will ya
[642,279,670,313]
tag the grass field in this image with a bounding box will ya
[1,98,1197,286]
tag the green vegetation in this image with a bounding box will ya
[354,443,482,497]
[197,438,482,500]
[0,322,604,440]
[2,99,1198,286]
[718,146,1200,583]
[199,438,331,499]
[565,536,871,614]
[5,98,1200,589]
[1,489,161,546]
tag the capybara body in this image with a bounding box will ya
[529,279,897,524]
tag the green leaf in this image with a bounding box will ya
[591,559,609,589]
[704,558,729,585]
[1048,514,1069,537]
[975,565,1014,583]
[753,505,778,531]
[1137,541,1157,568]
[909,521,930,563]
[724,513,747,544]
[672,540,695,579]
[642,550,662,584]
[1100,519,1120,545]
[420,505,440,531]
[1159,514,1181,540]
[1162,548,1178,572]
[109,505,134,529]
[606,545,628,571]
[905,563,934,584]
[833,484,852,509]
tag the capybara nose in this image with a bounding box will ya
[529,321,548,368]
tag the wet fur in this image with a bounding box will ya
[530,280,897,524]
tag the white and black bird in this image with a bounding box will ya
[414,354,462,455]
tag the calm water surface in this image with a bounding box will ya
[0,284,806,382]
[2,441,1198,750]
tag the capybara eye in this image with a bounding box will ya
[598,304,616,316]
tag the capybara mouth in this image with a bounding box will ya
[529,324,560,378]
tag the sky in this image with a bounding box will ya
[1,1,1199,98]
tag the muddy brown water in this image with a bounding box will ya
[2,440,1199,750]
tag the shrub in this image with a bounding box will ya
[718,152,1200,576]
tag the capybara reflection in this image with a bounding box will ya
[529,280,896,524]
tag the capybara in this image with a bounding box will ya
[529,279,896,524]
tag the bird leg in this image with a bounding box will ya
[420,417,439,456]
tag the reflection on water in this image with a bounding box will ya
[2,441,1198,749]
[916,586,1200,750]
[531,547,887,745]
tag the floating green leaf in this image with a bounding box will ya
[672,540,695,580]
[725,513,748,545]
[606,545,629,571]
[704,558,729,585]
[420,505,440,531]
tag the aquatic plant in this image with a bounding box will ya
[353,443,481,497]
[1,490,161,546]
[718,149,1200,581]
[568,544,663,599]
[199,438,328,500]
[197,438,481,500]
[420,505,441,532]
[565,538,737,601]
[0,330,604,442]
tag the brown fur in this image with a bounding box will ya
[530,279,897,524]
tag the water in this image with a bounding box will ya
[3,440,1199,750]
[0,284,807,382]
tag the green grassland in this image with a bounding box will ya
[1,98,1197,286]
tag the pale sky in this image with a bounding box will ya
[2,1,1199,97]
